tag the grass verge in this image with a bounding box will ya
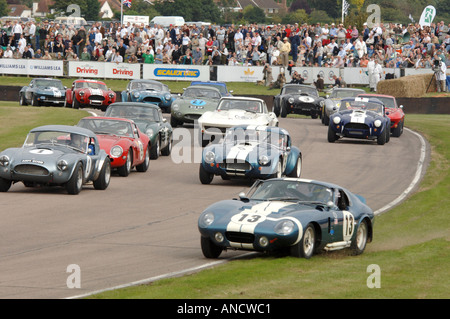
[0,106,448,299]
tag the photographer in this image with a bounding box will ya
[433,57,447,92]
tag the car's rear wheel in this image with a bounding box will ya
[0,177,12,192]
[351,219,369,255]
[201,236,223,258]
[66,162,83,195]
[93,157,111,190]
[199,164,214,184]
[118,148,133,177]
[136,147,150,172]
[291,224,316,259]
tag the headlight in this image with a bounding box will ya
[145,128,154,137]
[258,155,270,166]
[333,116,341,125]
[110,145,123,158]
[200,212,214,227]
[274,220,295,235]
[109,93,115,98]
[57,159,68,171]
[288,97,294,104]
[0,155,10,167]
[164,93,171,100]
[133,92,140,98]
[374,120,382,127]
[79,91,85,96]
[204,151,215,163]
[172,104,179,111]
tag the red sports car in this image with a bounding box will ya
[66,79,116,111]
[77,117,150,176]
[358,93,405,137]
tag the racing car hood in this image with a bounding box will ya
[200,110,269,127]
[337,109,383,123]
[287,94,318,103]
[37,87,65,96]
[200,199,320,228]
[205,141,280,163]
[96,134,130,152]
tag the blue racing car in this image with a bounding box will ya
[328,97,391,145]
[198,178,374,259]
[199,126,302,184]
[121,79,174,112]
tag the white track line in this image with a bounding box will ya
[374,128,427,215]
[66,128,427,299]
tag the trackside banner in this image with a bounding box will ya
[142,64,209,81]
[0,59,63,76]
[68,61,140,79]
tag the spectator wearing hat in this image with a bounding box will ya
[280,37,291,67]
[3,45,13,59]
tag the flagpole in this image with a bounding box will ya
[121,0,123,26]
[342,0,344,24]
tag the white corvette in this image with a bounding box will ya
[198,97,278,146]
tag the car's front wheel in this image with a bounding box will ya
[0,177,12,192]
[150,137,160,159]
[199,164,214,184]
[161,137,172,156]
[201,236,223,258]
[118,148,133,177]
[392,120,403,137]
[19,93,27,106]
[66,162,83,195]
[377,128,386,145]
[287,155,302,178]
[328,125,338,143]
[93,157,111,190]
[291,224,316,259]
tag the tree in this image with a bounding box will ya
[0,0,7,18]
[50,0,100,21]
[290,0,311,14]
[242,5,266,24]
[154,0,222,23]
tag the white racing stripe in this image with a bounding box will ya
[350,110,367,123]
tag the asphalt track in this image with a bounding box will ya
[0,114,428,299]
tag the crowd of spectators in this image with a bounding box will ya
[1,18,449,70]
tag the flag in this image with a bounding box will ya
[419,5,436,27]
[123,0,132,8]
[408,14,414,22]
[342,0,350,16]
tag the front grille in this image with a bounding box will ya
[345,123,369,130]
[14,164,49,176]
[219,161,251,171]
[143,97,161,103]
[184,114,202,121]
[226,231,255,243]
[204,126,227,133]
[89,95,105,101]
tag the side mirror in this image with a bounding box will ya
[238,192,250,202]
[327,201,335,209]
